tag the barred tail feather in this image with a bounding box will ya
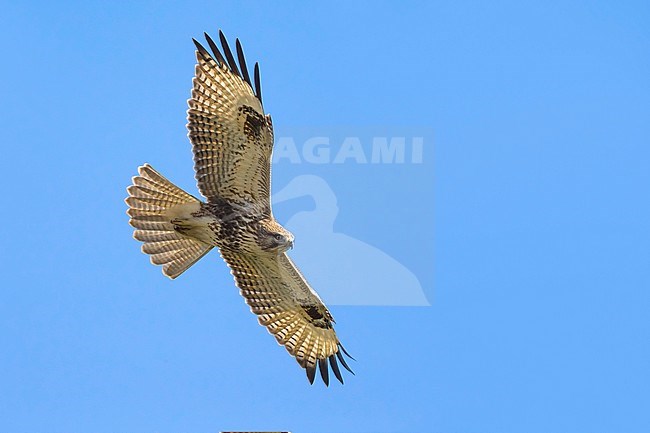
[126,163,213,279]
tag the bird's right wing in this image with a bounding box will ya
[220,250,354,385]
[188,31,274,211]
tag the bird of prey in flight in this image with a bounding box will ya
[125,30,353,385]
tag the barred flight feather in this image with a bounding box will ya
[220,249,353,385]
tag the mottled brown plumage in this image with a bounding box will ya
[125,30,353,385]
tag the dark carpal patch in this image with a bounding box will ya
[302,305,334,329]
[239,105,266,143]
[302,305,324,320]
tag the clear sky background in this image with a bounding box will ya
[1,1,649,432]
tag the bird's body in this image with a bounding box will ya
[166,198,275,252]
[125,30,353,385]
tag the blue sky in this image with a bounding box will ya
[1,1,649,432]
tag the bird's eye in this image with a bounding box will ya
[274,234,283,241]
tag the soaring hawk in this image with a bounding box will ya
[125,30,353,385]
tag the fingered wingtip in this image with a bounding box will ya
[194,29,263,105]
[318,358,330,386]
[329,354,344,384]
[235,37,252,89]
[192,38,208,56]
[302,347,353,386]
[306,365,316,385]
[218,29,241,78]
[338,343,356,361]
[336,345,355,376]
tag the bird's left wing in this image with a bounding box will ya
[220,250,354,385]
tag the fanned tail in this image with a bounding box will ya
[125,163,213,279]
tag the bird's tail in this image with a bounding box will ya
[125,163,213,279]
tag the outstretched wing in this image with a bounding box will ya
[188,31,273,211]
[220,250,354,385]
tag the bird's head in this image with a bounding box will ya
[258,219,295,253]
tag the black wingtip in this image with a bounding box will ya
[329,354,344,384]
[318,358,330,386]
[218,30,241,77]
[336,350,355,375]
[198,30,263,105]
[192,38,210,59]
[203,32,226,66]
[306,364,316,385]
[339,343,356,361]
[235,38,252,89]
[254,62,262,104]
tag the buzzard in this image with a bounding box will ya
[125,30,353,385]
